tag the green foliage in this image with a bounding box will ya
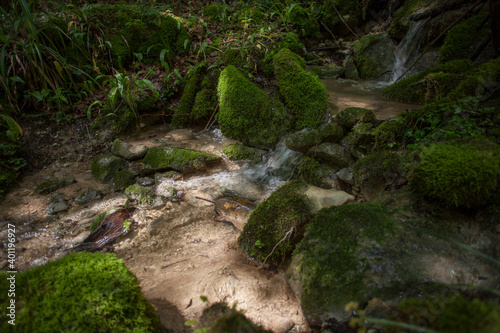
[171,64,206,128]
[284,4,319,37]
[396,294,500,333]
[297,156,322,187]
[382,59,474,103]
[439,13,490,63]
[222,144,262,163]
[217,65,290,148]
[273,48,327,130]
[409,139,500,208]
[448,57,500,101]
[0,252,161,333]
[203,4,229,23]
[372,117,407,148]
[322,0,371,36]
[238,180,311,265]
[0,140,26,199]
[292,203,396,316]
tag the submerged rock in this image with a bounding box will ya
[91,154,122,183]
[111,139,148,160]
[142,146,221,173]
[35,177,75,194]
[213,197,257,230]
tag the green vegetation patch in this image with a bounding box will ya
[217,65,290,148]
[409,139,500,208]
[125,184,156,205]
[288,203,397,321]
[238,180,312,265]
[297,157,323,187]
[143,146,221,172]
[439,13,490,63]
[0,140,26,200]
[35,177,75,194]
[396,293,500,333]
[273,48,327,130]
[0,252,161,333]
[113,170,135,189]
[222,144,262,163]
[285,4,320,37]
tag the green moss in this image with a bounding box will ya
[90,208,120,232]
[439,13,490,63]
[448,57,500,101]
[171,64,207,128]
[352,33,387,79]
[318,122,344,142]
[113,169,135,189]
[336,107,377,129]
[221,48,243,67]
[222,144,262,163]
[143,146,221,172]
[285,129,321,154]
[273,48,327,130]
[93,105,137,134]
[396,293,500,333]
[372,117,407,148]
[277,32,304,56]
[409,139,500,208]
[125,184,156,205]
[297,157,323,187]
[382,59,474,103]
[291,203,397,317]
[217,65,290,148]
[35,177,74,194]
[203,4,228,22]
[191,73,218,121]
[389,0,433,39]
[238,180,311,265]
[0,252,161,333]
[91,154,122,183]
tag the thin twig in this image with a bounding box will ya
[328,0,359,39]
[319,20,343,50]
[262,227,294,266]
[204,102,219,130]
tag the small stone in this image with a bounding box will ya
[137,177,155,186]
[111,139,148,160]
[303,185,355,213]
[337,167,354,185]
[47,198,68,214]
[74,189,104,204]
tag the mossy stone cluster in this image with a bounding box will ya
[143,146,221,172]
[238,180,312,265]
[409,139,500,208]
[336,107,377,129]
[91,154,122,183]
[85,4,189,67]
[125,184,156,205]
[273,48,327,130]
[217,65,290,148]
[287,203,398,325]
[222,144,262,163]
[0,252,161,333]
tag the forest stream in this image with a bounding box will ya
[0,79,420,332]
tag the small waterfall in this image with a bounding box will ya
[390,18,429,83]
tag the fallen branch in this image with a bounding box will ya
[328,0,359,39]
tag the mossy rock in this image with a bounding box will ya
[409,139,500,208]
[91,154,122,183]
[93,105,137,134]
[318,122,344,143]
[382,59,474,104]
[285,129,322,154]
[388,0,434,40]
[217,65,290,148]
[113,169,135,189]
[171,64,207,128]
[439,13,490,63]
[143,146,221,173]
[307,64,344,79]
[35,177,75,194]
[336,107,377,129]
[353,151,406,201]
[222,144,262,163]
[394,293,500,333]
[372,117,408,148]
[352,33,396,80]
[297,157,323,187]
[124,184,156,205]
[74,189,103,205]
[308,143,353,169]
[278,32,304,56]
[111,139,148,160]
[191,71,218,121]
[287,203,400,325]
[237,180,312,265]
[195,302,272,333]
[0,252,161,332]
[273,48,327,130]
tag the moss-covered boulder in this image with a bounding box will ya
[217,65,290,148]
[285,129,322,154]
[91,154,122,183]
[336,107,377,129]
[111,139,148,160]
[409,139,500,208]
[318,122,344,143]
[171,64,206,128]
[238,181,312,265]
[352,33,396,80]
[191,71,218,122]
[307,64,344,79]
[353,151,406,201]
[143,146,221,173]
[0,252,161,332]
[222,144,262,163]
[308,143,353,169]
[35,177,75,194]
[372,117,407,148]
[273,48,327,130]
[113,169,135,189]
[124,184,156,205]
